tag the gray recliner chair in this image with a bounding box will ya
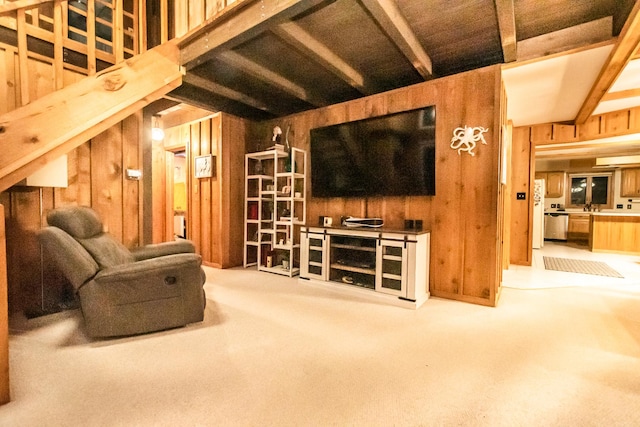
[38,206,206,338]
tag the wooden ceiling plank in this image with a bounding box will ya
[218,51,328,107]
[179,0,327,69]
[183,73,271,112]
[359,0,432,78]
[273,21,372,95]
[602,88,640,101]
[516,17,613,62]
[0,0,50,15]
[0,41,183,192]
[575,0,640,124]
[494,0,517,63]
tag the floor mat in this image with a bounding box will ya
[543,257,624,278]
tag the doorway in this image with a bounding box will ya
[172,150,187,239]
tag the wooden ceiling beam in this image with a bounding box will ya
[179,0,327,69]
[182,73,271,113]
[494,0,517,62]
[272,22,373,95]
[359,0,432,78]
[217,51,328,107]
[574,0,640,124]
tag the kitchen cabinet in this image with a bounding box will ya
[620,168,640,197]
[535,171,565,198]
[568,213,590,241]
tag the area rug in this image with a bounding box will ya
[543,257,624,278]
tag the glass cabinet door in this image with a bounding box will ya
[301,232,327,280]
[376,240,407,297]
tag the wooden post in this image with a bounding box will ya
[53,0,64,90]
[87,0,96,75]
[160,0,168,43]
[114,0,124,63]
[0,203,9,405]
[16,8,29,106]
[137,0,146,53]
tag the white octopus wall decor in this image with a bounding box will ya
[450,126,489,156]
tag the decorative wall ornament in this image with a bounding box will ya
[272,126,282,142]
[194,154,214,178]
[450,126,489,156]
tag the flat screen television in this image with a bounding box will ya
[310,106,436,198]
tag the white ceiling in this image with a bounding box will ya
[502,43,614,127]
[502,42,640,160]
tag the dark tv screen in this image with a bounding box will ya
[310,106,436,198]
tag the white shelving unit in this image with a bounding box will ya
[244,147,306,277]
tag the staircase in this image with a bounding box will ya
[0,41,183,192]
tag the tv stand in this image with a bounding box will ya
[299,226,430,309]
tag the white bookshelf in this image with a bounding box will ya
[243,147,306,277]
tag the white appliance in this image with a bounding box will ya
[532,179,544,249]
[174,215,186,239]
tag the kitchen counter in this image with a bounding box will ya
[590,214,640,255]
[546,210,640,217]
[590,212,640,217]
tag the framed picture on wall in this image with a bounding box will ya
[194,155,214,178]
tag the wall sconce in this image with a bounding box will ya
[126,169,143,180]
[151,115,165,141]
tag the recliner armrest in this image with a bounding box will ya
[131,240,196,261]
[94,253,202,283]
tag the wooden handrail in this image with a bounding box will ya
[0,0,52,15]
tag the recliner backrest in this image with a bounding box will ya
[46,206,134,268]
[38,226,99,291]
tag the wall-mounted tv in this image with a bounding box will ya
[310,106,436,198]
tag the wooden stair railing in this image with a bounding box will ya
[0,40,183,192]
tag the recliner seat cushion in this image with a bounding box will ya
[79,234,134,268]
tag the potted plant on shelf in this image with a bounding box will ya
[281,253,290,271]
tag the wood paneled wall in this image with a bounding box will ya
[0,114,143,316]
[509,126,534,266]
[156,112,245,268]
[0,42,87,113]
[172,0,237,38]
[251,65,505,306]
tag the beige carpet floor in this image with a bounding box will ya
[2,262,640,426]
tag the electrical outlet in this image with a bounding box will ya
[516,192,526,200]
[617,204,623,209]
[551,203,557,208]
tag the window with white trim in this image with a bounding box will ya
[567,173,613,209]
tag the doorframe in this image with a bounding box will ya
[164,146,189,242]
